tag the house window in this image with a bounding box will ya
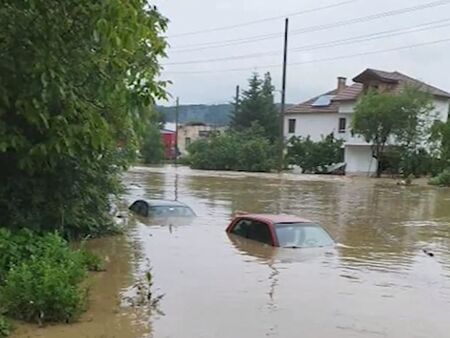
[288,119,296,134]
[199,130,211,137]
[338,118,346,133]
[185,137,191,147]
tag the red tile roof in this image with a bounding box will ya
[285,89,339,114]
[354,68,450,98]
[333,83,363,101]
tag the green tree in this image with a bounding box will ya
[0,1,168,236]
[141,124,164,164]
[231,72,278,142]
[394,88,434,176]
[352,88,433,177]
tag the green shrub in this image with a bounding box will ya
[0,229,100,324]
[429,169,450,187]
[187,128,276,172]
[0,315,12,338]
[0,257,87,324]
[79,249,104,272]
[286,134,344,173]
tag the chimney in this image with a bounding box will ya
[337,77,347,92]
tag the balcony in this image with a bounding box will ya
[337,131,372,146]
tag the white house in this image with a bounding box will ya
[284,68,450,175]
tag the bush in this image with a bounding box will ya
[429,169,450,187]
[188,125,276,172]
[0,315,12,338]
[0,229,100,324]
[286,134,344,173]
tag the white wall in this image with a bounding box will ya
[345,145,377,175]
[338,101,355,114]
[285,113,345,142]
[433,98,449,123]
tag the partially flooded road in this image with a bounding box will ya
[124,166,450,338]
[14,165,450,338]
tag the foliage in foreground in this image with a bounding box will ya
[0,229,100,325]
[0,315,11,338]
[0,1,167,236]
[187,124,276,172]
[286,134,344,173]
[429,169,450,187]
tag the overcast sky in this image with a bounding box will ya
[153,0,450,106]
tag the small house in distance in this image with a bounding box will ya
[285,68,450,175]
[177,122,227,156]
[161,122,176,160]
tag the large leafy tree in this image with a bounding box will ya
[352,88,433,177]
[231,72,278,142]
[0,1,167,235]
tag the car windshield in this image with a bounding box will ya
[275,223,334,248]
[149,206,195,217]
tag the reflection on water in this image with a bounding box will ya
[15,165,450,338]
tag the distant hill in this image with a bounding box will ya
[158,104,232,126]
[158,103,294,126]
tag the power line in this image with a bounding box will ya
[170,0,450,52]
[168,0,359,38]
[163,37,450,75]
[163,18,450,66]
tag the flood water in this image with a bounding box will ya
[14,165,450,338]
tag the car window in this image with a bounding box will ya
[231,219,252,237]
[149,206,195,217]
[129,200,149,217]
[231,219,273,245]
[275,223,334,248]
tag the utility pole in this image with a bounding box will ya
[234,85,240,123]
[278,18,289,172]
[175,97,179,165]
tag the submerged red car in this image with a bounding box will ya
[226,213,335,248]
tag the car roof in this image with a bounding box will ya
[236,214,313,224]
[145,199,190,208]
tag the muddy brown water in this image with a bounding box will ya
[14,165,450,338]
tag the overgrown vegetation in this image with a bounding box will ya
[0,0,167,237]
[0,316,11,338]
[187,123,277,172]
[0,229,100,327]
[1,1,166,331]
[429,169,450,186]
[286,134,344,173]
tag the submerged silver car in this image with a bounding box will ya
[129,199,196,218]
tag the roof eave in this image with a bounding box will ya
[353,69,398,84]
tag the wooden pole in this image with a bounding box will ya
[278,18,289,172]
[175,97,179,165]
